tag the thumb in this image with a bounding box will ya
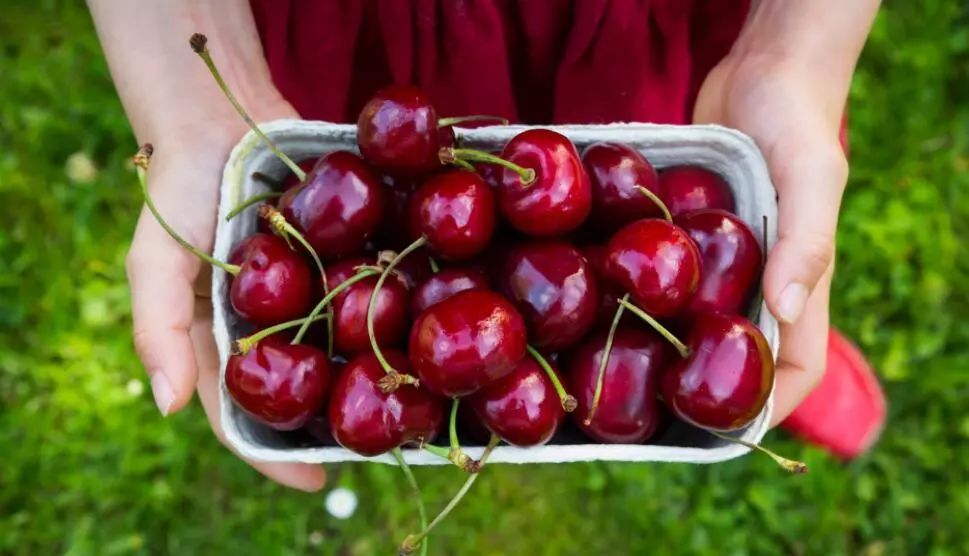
[763,136,848,324]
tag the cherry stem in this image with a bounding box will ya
[369,238,426,392]
[618,298,690,358]
[445,398,476,472]
[635,186,672,222]
[586,293,629,425]
[133,145,241,276]
[441,148,536,186]
[190,33,306,182]
[526,346,576,413]
[391,448,429,556]
[437,115,510,127]
[450,158,476,172]
[427,256,440,274]
[400,434,501,555]
[226,191,282,221]
[708,430,808,474]
[251,171,281,188]
[292,268,379,344]
[234,314,329,354]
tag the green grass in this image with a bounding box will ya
[2,2,968,554]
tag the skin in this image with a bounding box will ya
[89,0,879,490]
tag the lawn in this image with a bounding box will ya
[1,2,968,555]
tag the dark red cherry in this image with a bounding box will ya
[497,129,591,236]
[467,356,565,446]
[225,336,331,431]
[678,209,762,318]
[282,159,319,191]
[409,290,527,397]
[377,175,419,249]
[582,142,662,231]
[328,350,444,456]
[278,150,385,260]
[357,85,440,176]
[566,327,669,443]
[661,312,773,431]
[496,241,598,351]
[658,166,735,216]
[228,233,314,326]
[324,257,410,355]
[604,219,701,317]
[411,267,489,316]
[579,244,625,328]
[408,170,496,260]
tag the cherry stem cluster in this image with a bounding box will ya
[617,298,690,358]
[291,268,379,344]
[441,148,536,186]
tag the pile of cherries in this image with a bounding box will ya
[135,34,803,555]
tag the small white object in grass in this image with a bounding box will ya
[66,151,98,183]
[307,531,324,546]
[325,487,357,519]
[126,378,144,397]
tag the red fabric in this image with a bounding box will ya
[249,0,749,125]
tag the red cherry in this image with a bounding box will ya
[566,327,669,443]
[467,357,565,446]
[579,244,625,328]
[604,219,701,317]
[279,151,385,260]
[582,142,662,231]
[677,209,762,318]
[225,336,331,431]
[281,159,318,191]
[661,312,773,431]
[411,267,489,316]
[357,85,440,176]
[658,166,735,216]
[497,129,592,236]
[227,233,314,326]
[409,290,527,398]
[325,257,410,355]
[377,175,419,250]
[407,170,497,260]
[496,241,598,351]
[328,350,444,456]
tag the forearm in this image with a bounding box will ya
[88,0,286,144]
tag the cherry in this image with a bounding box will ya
[661,312,773,431]
[411,267,490,316]
[496,241,598,351]
[407,170,497,261]
[328,350,445,456]
[565,327,669,443]
[325,257,410,355]
[409,290,527,397]
[225,336,331,431]
[377,174,419,250]
[604,219,701,317]
[496,129,592,236]
[357,85,442,176]
[677,209,762,318]
[467,356,565,446]
[278,151,385,260]
[580,244,625,328]
[658,166,735,216]
[582,142,663,231]
[227,233,315,326]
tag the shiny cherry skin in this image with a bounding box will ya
[497,129,592,236]
[580,244,625,328]
[324,257,410,355]
[409,290,527,397]
[328,350,444,456]
[604,219,701,317]
[661,312,773,431]
[228,233,314,326]
[566,327,669,443]
[357,85,440,176]
[226,336,331,431]
[658,166,735,216]
[279,150,385,260]
[408,170,496,260]
[496,241,598,351]
[678,209,762,318]
[582,142,663,231]
[411,267,489,316]
[467,356,565,446]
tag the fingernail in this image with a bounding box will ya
[150,373,175,416]
[777,282,809,324]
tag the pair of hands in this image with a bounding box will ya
[128,53,847,491]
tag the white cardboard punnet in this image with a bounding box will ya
[213,120,778,466]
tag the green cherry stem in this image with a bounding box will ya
[427,256,440,274]
[233,314,329,355]
[134,145,241,276]
[585,293,629,425]
[708,430,808,474]
[440,148,535,185]
[437,115,510,127]
[225,191,282,221]
[450,158,476,172]
[526,346,577,413]
[635,185,672,222]
[291,268,379,344]
[391,448,429,556]
[445,398,477,472]
[190,33,306,182]
[617,298,690,358]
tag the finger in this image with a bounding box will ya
[190,306,327,492]
[769,264,833,426]
[763,134,847,325]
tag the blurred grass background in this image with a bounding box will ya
[1,1,968,554]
